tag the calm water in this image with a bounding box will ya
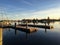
[2,22,60,45]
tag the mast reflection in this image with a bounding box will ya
[0,28,3,45]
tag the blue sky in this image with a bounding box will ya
[0,0,60,20]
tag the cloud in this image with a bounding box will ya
[12,7,60,19]
[31,7,60,19]
[23,0,32,6]
[0,5,60,20]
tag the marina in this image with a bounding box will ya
[2,22,60,45]
[0,0,60,45]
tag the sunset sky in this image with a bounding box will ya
[0,0,60,20]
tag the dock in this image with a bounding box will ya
[0,25,37,33]
[15,26,37,33]
[0,22,53,33]
[18,24,53,29]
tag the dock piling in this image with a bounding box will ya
[26,21,28,29]
[45,22,47,33]
[15,23,16,28]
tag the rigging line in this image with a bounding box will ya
[0,8,3,21]
[3,8,9,20]
[0,7,9,21]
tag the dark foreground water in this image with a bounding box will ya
[3,22,60,45]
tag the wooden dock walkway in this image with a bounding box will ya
[0,25,37,33]
[18,24,53,29]
[15,26,37,33]
[0,23,53,33]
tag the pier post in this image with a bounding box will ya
[26,21,28,29]
[15,22,17,34]
[45,28,47,33]
[45,22,47,33]
[15,23,17,35]
[15,23,16,28]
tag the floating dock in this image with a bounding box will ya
[15,26,37,33]
[0,25,37,33]
[0,23,53,33]
[18,24,53,29]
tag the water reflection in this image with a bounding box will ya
[45,28,47,33]
[15,29,18,35]
[14,29,33,40]
[3,22,59,45]
[0,28,3,45]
